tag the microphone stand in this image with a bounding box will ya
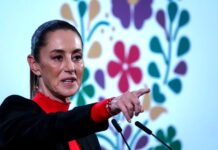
[151,132,173,150]
[111,119,131,150]
[135,121,173,150]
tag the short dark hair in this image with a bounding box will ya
[30,20,83,98]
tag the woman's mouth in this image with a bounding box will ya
[62,77,76,87]
[63,79,74,83]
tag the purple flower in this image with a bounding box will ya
[112,0,153,29]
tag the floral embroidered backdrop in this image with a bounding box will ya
[61,0,190,149]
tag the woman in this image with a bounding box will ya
[0,20,150,150]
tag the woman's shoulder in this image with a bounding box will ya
[0,95,39,111]
[1,95,30,105]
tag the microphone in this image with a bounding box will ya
[135,121,173,150]
[111,119,131,150]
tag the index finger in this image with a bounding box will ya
[134,87,150,98]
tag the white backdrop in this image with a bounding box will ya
[0,0,218,149]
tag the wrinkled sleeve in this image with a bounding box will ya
[91,98,114,123]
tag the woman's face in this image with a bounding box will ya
[37,29,84,101]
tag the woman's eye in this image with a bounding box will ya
[53,55,63,61]
[72,55,83,62]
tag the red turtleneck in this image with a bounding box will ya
[32,92,112,150]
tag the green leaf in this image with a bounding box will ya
[152,83,166,103]
[148,62,161,78]
[168,78,182,94]
[78,1,87,18]
[171,140,182,150]
[83,84,95,98]
[178,10,190,28]
[168,1,178,23]
[156,129,166,142]
[155,145,164,150]
[82,67,89,83]
[150,36,163,54]
[177,36,190,57]
[77,92,85,106]
[167,126,176,142]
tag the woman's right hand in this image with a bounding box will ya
[108,87,150,122]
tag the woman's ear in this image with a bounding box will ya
[27,55,41,76]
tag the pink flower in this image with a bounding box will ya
[107,41,142,92]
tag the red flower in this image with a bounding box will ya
[107,41,142,92]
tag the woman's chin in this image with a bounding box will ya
[60,88,79,97]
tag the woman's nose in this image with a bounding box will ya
[65,58,75,73]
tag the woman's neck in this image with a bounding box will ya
[37,89,70,103]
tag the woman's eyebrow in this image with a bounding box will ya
[50,49,64,54]
[50,48,83,55]
[72,48,83,53]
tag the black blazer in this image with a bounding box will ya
[0,95,108,150]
